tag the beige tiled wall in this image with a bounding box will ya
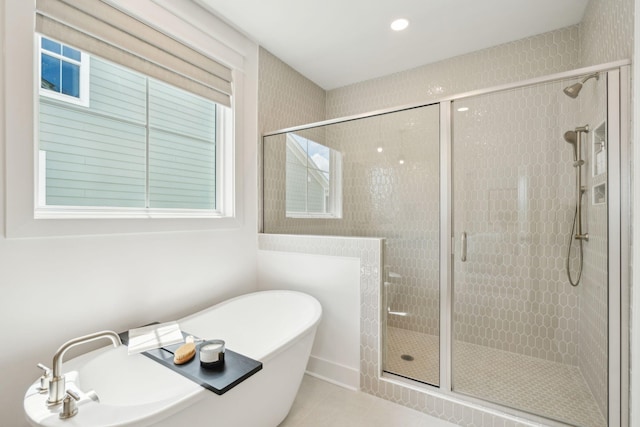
[579,79,609,415]
[258,48,326,133]
[258,48,326,230]
[576,0,634,416]
[579,0,634,67]
[326,26,580,119]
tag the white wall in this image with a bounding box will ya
[257,250,361,389]
[0,1,259,426]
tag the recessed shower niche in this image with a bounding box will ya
[593,120,607,177]
[261,63,628,427]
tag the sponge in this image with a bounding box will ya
[173,336,196,365]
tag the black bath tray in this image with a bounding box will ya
[119,329,262,395]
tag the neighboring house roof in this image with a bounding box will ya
[41,77,57,90]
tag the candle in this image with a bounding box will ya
[199,339,225,367]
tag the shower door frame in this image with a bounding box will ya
[437,61,629,427]
[261,59,631,427]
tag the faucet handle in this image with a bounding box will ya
[36,363,51,394]
[37,363,51,375]
[59,389,80,419]
[66,389,80,400]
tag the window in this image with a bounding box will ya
[286,133,342,218]
[39,36,90,106]
[37,42,228,214]
[33,0,235,219]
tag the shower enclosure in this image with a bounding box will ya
[262,62,628,427]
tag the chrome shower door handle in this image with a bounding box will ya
[461,232,467,262]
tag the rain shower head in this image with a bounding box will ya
[563,83,582,99]
[563,73,600,98]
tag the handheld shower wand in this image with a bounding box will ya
[563,125,589,287]
[563,125,589,241]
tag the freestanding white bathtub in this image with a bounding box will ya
[24,290,322,427]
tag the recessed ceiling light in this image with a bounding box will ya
[377,147,383,153]
[457,107,469,112]
[391,18,409,32]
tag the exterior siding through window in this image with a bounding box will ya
[39,55,217,209]
[285,134,330,215]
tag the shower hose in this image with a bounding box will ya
[565,200,583,287]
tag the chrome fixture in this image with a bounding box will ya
[563,73,599,98]
[460,231,468,262]
[35,363,51,394]
[563,130,578,160]
[387,308,408,317]
[46,330,121,406]
[59,389,80,419]
[563,125,589,286]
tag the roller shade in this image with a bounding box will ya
[35,0,233,107]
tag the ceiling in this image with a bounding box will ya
[196,0,590,90]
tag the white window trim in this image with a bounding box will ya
[4,0,255,238]
[286,141,343,219]
[38,35,90,108]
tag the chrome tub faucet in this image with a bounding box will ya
[45,330,122,406]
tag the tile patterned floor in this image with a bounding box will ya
[385,326,440,385]
[385,327,607,427]
[279,374,459,427]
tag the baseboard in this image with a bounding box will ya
[305,354,359,390]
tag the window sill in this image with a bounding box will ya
[35,206,226,220]
[285,212,342,219]
[5,206,240,238]
[6,209,241,238]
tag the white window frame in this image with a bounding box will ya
[5,0,250,238]
[34,37,234,220]
[38,35,90,108]
[285,136,343,219]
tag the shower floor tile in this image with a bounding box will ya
[385,327,440,385]
[385,327,606,427]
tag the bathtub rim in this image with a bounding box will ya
[178,289,323,361]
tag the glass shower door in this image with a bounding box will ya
[378,105,440,386]
[450,77,608,426]
[263,104,442,386]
